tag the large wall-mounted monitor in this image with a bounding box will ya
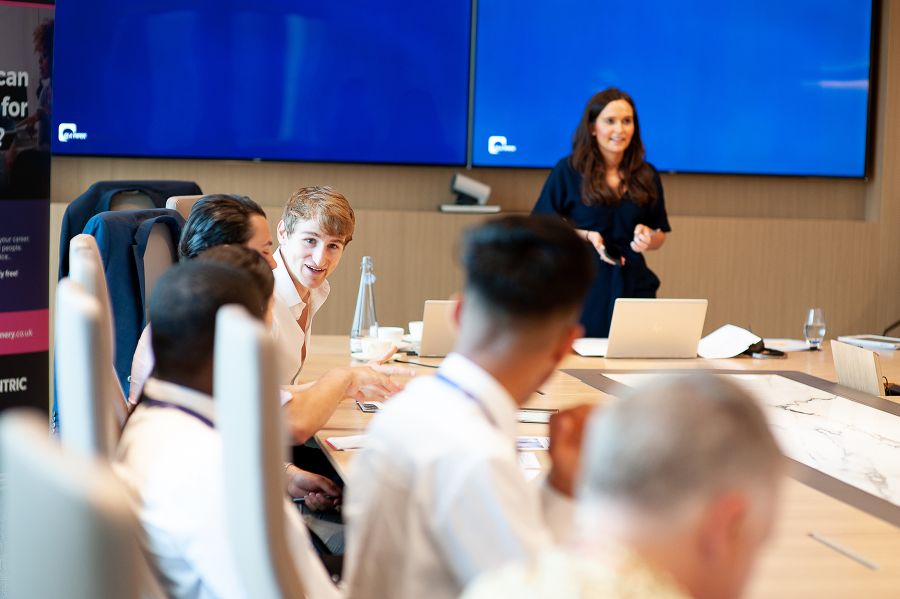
[52,1,471,165]
[471,0,874,177]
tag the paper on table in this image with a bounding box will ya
[764,338,811,353]
[518,452,541,469]
[517,436,550,450]
[698,324,760,359]
[517,408,557,424]
[325,435,367,451]
[572,338,609,357]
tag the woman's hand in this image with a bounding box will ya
[630,224,665,253]
[630,224,654,253]
[581,229,624,266]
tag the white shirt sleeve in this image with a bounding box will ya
[430,452,554,587]
[538,476,576,542]
[128,325,155,405]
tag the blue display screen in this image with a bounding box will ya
[472,1,873,176]
[52,1,471,165]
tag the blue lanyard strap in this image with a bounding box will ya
[141,397,214,429]
[435,372,497,429]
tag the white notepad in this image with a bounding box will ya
[325,435,367,451]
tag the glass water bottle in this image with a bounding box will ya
[350,256,378,353]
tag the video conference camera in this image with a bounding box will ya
[450,173,491,205]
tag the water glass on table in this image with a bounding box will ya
[803,308,826,350]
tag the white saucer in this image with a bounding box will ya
[351,351,402,362]
[402,334,422,344]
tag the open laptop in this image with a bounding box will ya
[416,300,459,358]
[573,298,708,358]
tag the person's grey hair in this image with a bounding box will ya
[578,373,782,516]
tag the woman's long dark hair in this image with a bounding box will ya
[570,88,657,207]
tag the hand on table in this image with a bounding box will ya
[367,343,399,365]
[547,404,595,497]
[285,463,342,511]
[344,364,416,400]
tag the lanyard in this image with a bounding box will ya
[141,397,214,428]
[435,372,497,429]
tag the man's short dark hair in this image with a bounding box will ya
[178,194,266,260]
[195,245,274,313]
[150,261,264,379]
[460,215,595,321]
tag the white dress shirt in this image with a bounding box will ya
[271,247,329,385]
[114,378,337,599]
[343,353,574,599]
[127,325,154,405]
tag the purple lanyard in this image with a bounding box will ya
[435,372,497,429]
[141,397,214,428]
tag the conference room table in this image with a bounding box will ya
[304,335,900,598]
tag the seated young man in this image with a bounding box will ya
[129,192,407,444]
[343,215,597,599]
[115,260,339,598]
[463,374,784,599]
[271,185,355,386]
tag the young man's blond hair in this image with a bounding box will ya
[281,186,355,244]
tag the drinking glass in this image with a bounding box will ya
[803,308,826,350]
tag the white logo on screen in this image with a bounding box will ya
[0,377,27,393]
[488,135,517,155]
[0,127,5,144]
[58,123,88,142]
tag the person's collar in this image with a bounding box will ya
[142,377,216,423]
[273,247,330,312]
[438,352,517,439]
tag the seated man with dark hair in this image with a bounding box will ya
[464,374,784,599]
[115,260,339,599]
[343,214,597,599]
[128,194,274,404]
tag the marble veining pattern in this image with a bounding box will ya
[604,373,900,507]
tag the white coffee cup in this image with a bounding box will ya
[377,326,405,344]
[408,320,424,340]
[361,337,393,358]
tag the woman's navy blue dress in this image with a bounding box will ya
[532,157,671,337]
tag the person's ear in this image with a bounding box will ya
[550,322,583,366]
[697,490,748,566]
[276,220,288,245]
[450,292,464,329]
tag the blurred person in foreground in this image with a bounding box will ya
[343,214,597,599]
[464,373,784,599]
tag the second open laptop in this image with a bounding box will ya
[416,300,459,358]
[573,298,708,358]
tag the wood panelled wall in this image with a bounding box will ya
[49,0,900,341]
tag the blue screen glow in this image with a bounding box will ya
[52,0,471,165]
[472,0,872,176]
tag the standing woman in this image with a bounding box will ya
[533,88,670,337]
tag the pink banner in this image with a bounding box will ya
[0,309,48,355]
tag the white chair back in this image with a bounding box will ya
[0,410,142,599]
[215,305,340,599]
[142,223,177,320]
[165,194,204,220]
[68,234,129,426]
[55,278,119,458]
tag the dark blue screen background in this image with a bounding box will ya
[472,1,872,176]
[52,0,471,165]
